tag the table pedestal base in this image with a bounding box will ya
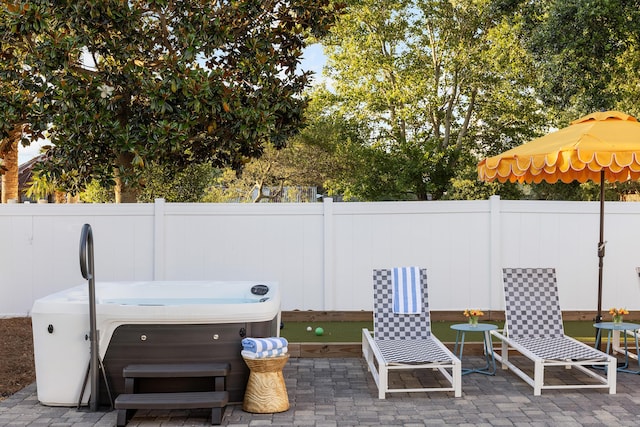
[594,322,640,374]
[242,355,290,413]
[451,323,497,376]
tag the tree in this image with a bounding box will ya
[315,0,548,200]
[0,0,340,202]
[505,0,640,114]
[0,1,54,203]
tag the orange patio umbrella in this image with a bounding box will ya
[478,110,640,324]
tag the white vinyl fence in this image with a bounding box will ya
[2,196,640,316]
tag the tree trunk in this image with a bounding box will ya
[113,152,138,203]
[1,138,19,203]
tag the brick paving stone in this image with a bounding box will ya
[489,419,514,426]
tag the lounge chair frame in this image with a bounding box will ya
[491,268,616,395]
[362,268,461,399]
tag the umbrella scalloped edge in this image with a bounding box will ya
[478,152,640,184]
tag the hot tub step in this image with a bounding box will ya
[123,362,231,378]
[122,362,231,393]
[115,391,228,426]
[116,363,232,425]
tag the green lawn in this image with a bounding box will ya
[280,320,599,343]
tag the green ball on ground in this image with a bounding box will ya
[315,327,324,336]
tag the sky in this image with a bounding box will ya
[300,43,327,84]
[19,139,47,164]
[18,45,328,165]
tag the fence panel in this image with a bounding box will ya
[2,197,640,316]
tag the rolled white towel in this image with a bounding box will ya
[242,337,288,353]
[241,347,288,359]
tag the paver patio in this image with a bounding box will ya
[2,356,640,426]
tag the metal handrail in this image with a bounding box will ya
[79,224,99,411]
[79,224,94,281]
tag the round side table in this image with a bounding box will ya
[594,322,640,373]
[450,323,497,375]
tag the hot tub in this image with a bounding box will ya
[31,280,281,406]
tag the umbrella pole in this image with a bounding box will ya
[595,171,605,349]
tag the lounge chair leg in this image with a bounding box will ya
[608,358,617,394]
[534,357,543,396]
[379,364,387,399]
[501,341,509,369]
[453,361,462,397]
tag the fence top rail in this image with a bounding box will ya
[0,203,155,216]
[331,199,492,215]
[162,202,322,216]
[4,197,638,213]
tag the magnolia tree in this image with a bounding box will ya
[0,0,339,202]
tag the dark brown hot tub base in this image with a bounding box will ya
[100,319,279,406]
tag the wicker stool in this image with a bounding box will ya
[242,354,289,413]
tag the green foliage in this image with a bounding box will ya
[138,163,219,203]
[203,140,331,203]
[25,171,56,200]
[79,180,115,203]
[79,162,221,203]
[9,0,640,204]
[0,0,340,201]
[310,0,550,200]
[445,157,524,201]
[203,169,250,203]
[512,0,640,114]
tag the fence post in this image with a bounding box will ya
[489,195,502,311]
[154,198,166,280]
[323,197,334,310]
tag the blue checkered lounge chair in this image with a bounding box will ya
[491,268,616,395]
[362,268,462,399]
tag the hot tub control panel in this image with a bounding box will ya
[250,284,269,296]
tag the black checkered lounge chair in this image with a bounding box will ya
[491,268,616,395]
[362,268,462,399]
